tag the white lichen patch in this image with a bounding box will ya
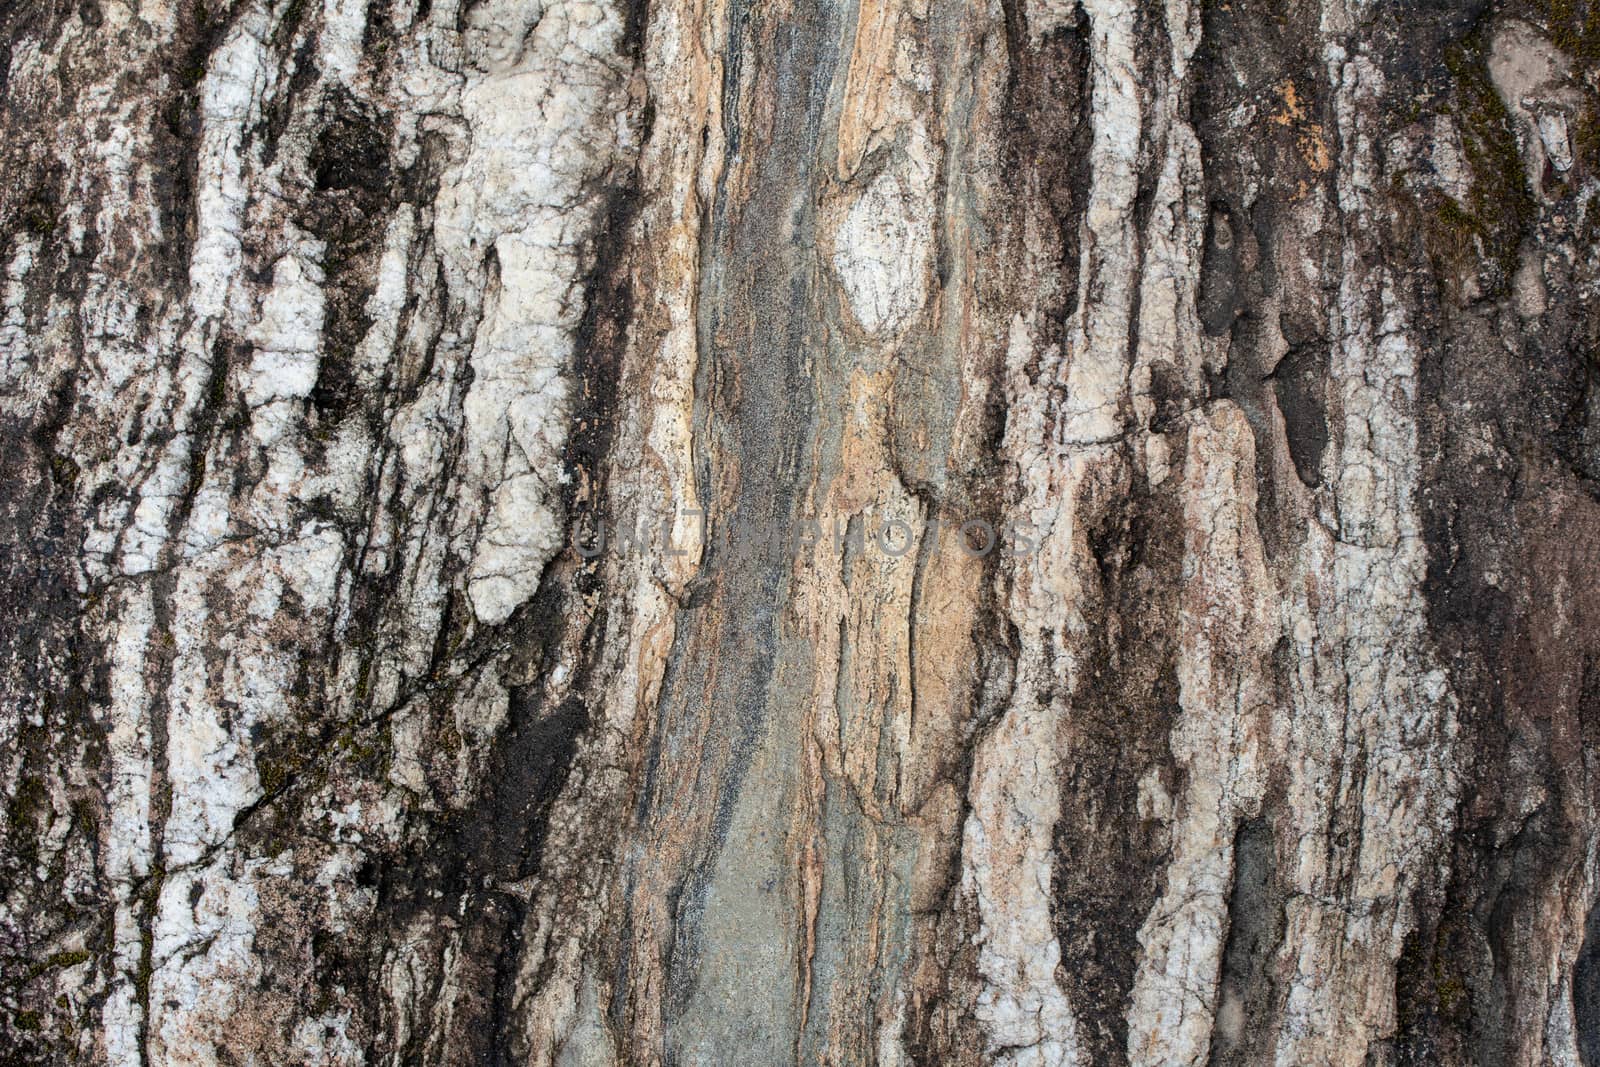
[965,443,1103,1067]
[102,586,160,1065]
[1126,406,1273,1067]
[431,0,633,625]
[1265,49,1461,1067]
[830,124,936,337]
[1428,114,1475,207]
[962,708,1084,1067]
[243,253,326,410]
[1058,0,1144,445]
[1488,19,1585,193]
[1539,111,1575,172]
[0,238,38,387]
[148,860,269,1064]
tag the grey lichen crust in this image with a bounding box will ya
[2,0,1600,1063]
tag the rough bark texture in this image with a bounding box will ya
[2,0,1600,1062]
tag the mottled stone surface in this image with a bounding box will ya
[2,0,1599,1063]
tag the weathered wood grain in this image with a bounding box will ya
[2,0,1600,1063]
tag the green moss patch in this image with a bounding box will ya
[1428,33,1538,288]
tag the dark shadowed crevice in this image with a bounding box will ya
[1198,202,1241,338]
[1268,341,1329,489]
[0,376,110,1061]
[1576,892,1600,1065]
[1053,465,1185,1067]
[1189,0,1331,561]
[1207,814,1285,1067]
[300,91,394,427]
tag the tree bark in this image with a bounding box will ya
[3,0,1600,1062]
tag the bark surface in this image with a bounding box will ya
[2,0,1600,1063]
